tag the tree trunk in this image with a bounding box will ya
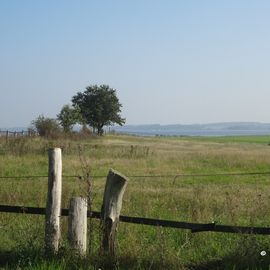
[97,126,104,136]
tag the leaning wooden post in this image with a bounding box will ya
[68,197,88,256]
[45,148,62,255]
[101,169,129,256]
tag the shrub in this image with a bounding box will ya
[31,115,61,138]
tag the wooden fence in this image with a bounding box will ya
[1,148,270,257]
[0,130,37,138]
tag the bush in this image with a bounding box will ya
[31,115,61,138]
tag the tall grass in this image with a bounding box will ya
[1,135,270,269]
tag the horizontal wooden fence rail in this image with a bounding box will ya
[1,204,270,235]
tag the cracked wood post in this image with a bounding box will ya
[68,197,87,256]
[45,148,62,254]
[101,169,129,256]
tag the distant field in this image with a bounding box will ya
[179,135,270,144]
[1,135,270,269]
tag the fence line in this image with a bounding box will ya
[2,147,270,260]
[0,130,37,138]
[1,204,270,235]
[1,171,270,180]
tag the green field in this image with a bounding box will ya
[1,135,270,269]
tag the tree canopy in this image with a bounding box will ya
[72,85,125,135]
[57,104,81,133]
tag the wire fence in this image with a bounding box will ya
[2,170,270,234]
[0,130,38,137]
[1,171,270,180]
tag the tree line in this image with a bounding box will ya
[31,85,125,137]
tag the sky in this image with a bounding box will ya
[1,0,270,127]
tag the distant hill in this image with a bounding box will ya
[111,122,270,136]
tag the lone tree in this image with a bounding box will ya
[72,85,125,135]
[57,104,81,133]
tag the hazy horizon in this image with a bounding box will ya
[3,121,270,130]
[1,1,270,127]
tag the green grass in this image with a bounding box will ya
[177,135,270,145]
[1,135,270,269]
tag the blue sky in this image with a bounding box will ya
[1,1,270,127]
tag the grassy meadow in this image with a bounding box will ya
[1,134,270,269]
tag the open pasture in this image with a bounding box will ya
[1,135,270,269]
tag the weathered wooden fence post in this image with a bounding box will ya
[101,169,129,256]
[45,148,62,254]
[68,197,88,256]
